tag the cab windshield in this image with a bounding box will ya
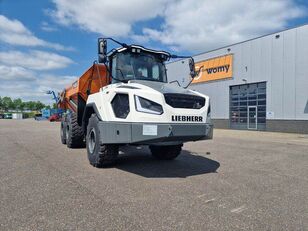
[111,51,167,83]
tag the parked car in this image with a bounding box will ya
[34,113,46,121]
[4,113,13,119]
[48,114,61,122]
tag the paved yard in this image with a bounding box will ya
[0,119,307,230]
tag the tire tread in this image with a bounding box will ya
[67,112,85,148]
[87,114,118,168]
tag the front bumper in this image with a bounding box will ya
[98,121,213,145]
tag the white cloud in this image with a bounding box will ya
[41,21,58,32]
[0,65,36,81]
[49,0,168,37]
[143,0,307,51]
[0,50,75,103]
[49,0,306,52]
[0,15,73,51]
[0,69,77,104]
[0,50,73,70]
[0,16,76,104]
[0,15,76,103]
[36,74,77,93]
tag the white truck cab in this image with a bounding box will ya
[61,38,213,168]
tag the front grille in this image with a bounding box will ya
[164,93,205,109]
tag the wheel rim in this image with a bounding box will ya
[88,128,96,154]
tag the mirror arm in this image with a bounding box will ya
[169,80,181,86]
[98,37,131,64]
[195,65,204,77]
[102,37,129,48]
[183,65,203,89]
[183,78,194,89]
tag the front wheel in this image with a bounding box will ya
[149,144,183,160]
[86,114,119,168]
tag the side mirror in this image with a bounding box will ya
[189,58,196,78]
[98,38,107,63]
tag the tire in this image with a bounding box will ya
[66,112,85,148]
[86,114,119,168]
[60,119,66,144]
[149,144,183,160]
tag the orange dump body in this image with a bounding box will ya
[58,64,110,122]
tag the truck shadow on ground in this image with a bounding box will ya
[115,146,220,178]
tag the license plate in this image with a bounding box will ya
[142,124,157,136]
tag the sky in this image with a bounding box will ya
[0,0,307,105]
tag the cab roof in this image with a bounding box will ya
[108,45,171,61]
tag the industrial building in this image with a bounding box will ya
[167,24,308,134]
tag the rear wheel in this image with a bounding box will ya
[66,112,85,148]
[86,114,119,168]
[149,144,183,160]
[60,118,66,144]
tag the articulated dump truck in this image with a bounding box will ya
[58,38,213,167]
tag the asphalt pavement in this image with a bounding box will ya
[0,119,307,230]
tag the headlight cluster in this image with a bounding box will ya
[111,93,130,118]
[135,96,163,115]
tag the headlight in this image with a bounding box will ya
[111,93,130,118]
[135,96,163,115]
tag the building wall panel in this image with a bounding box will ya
[167,25,308,124]
[282,29,296,119]
[295,25,308,120]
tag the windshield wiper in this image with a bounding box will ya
[135,77,161,82]
[111,68,128,83]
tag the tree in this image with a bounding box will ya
[23,101,29,110]
[0,96,47,112]
[13,98,23,112]
[25,101,36,111]
[0,96,2,111]
[35,101,45,111]
[2,97,13,112]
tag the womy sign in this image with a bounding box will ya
[192,54,233,84]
